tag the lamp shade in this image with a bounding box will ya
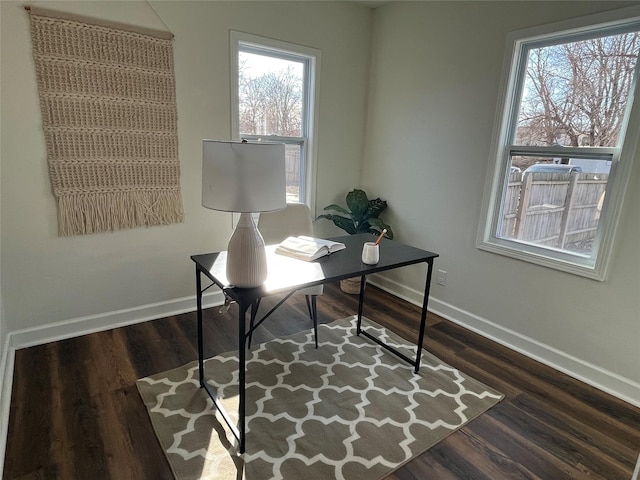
[202,140,286,213]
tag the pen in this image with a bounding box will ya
[374,229,387,246]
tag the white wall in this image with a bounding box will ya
[0,1,371,339]
[365,1,640,404]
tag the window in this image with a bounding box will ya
[230,31,320,206]
[477,7,640,280]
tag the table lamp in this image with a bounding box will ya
[202,140,286,288]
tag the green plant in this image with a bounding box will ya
[318,189,394,239]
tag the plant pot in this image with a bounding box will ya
[340,277,364,295]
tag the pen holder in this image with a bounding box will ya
[361,242,380,265]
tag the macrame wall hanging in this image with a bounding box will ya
[28,6,184,236]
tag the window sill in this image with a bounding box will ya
[476,238,606,281]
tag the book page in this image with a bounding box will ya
[298,236,346,253]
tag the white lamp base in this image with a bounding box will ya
[226,212,268,288]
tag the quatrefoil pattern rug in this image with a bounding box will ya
[137,316,503,480]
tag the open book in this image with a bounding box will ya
[275,236,346,262]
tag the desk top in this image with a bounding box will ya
[191,233,438,302]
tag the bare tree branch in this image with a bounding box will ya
[515,32,639,148]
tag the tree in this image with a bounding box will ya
[516,32,640,148]
[239,64,303,137]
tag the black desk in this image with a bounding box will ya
[191,233,438,453]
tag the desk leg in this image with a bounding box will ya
[414,259,434,373]
[356,274,366,335]
[237,298,250,454]
[196,268,205,386]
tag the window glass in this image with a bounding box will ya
[515,33,639,148]
[499,154,610,258]
[238,51,304,138]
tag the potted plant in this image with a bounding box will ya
[318,189,393,293]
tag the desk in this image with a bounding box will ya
[191,233,438,453]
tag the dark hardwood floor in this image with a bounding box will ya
[3,282,640,479]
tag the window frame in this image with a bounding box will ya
[230,30,321,210]
[477,6,640,281]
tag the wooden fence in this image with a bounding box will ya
[500,172,607,249]
[285,146,301,201]
[285,147,300,187]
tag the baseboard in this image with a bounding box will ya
[0,337,15,480]
[368,274,640,408]
[10,290,225,349]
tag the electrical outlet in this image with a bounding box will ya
[436,269,447,286]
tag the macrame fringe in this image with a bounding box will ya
[57,190,184,236]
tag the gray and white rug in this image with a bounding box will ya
[137,316,503,479]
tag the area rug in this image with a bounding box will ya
[137,316,503,480]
